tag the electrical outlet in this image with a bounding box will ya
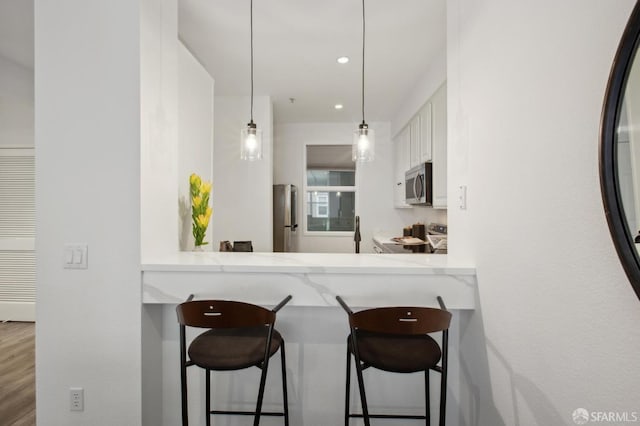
[70,387,84,411]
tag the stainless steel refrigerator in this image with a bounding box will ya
[273,184,298,252]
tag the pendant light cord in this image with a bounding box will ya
[361,0,365,125]
[250,0,254,123]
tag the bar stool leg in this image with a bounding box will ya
[179,325,189,426]
[353,358,370,426]
[205,369,211,426]
[439,330,448,426]
[425,370,431,426]
[344,346,351,426]
[280,342,290,426]
[439,372,447,426]
[254,361,270,426]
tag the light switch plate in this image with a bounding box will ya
[64,244,88,269]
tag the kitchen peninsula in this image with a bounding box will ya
[141,252,476,425]
[143,251,475,307]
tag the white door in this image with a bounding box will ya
[0,148,35,321]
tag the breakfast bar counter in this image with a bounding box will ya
[142,251,477,309]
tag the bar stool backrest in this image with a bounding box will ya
[176,300,275,329]
[350,306,451,335]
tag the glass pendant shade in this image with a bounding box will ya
[352,123,375,162]
[241,122,263,161]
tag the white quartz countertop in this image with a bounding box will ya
[372,235,399,245]
[142,251,474,275]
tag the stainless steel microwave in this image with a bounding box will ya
[405,162,433,206]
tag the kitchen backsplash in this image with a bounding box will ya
[404,206,447,227]
[373,207,447,240]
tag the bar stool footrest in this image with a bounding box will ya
[210,410,285,417]
[349,413,427,419]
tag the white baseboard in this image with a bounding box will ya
[0,301,35,322]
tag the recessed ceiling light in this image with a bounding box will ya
[337,56,349,64]
[334,104,344,110]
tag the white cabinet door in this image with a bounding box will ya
[393,127,411,208]
[431,82,447,208]
[409,114,421,168]
[419,101,432,163]
[409,102,432,167]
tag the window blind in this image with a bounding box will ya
[0,148,35,320]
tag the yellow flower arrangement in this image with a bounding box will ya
[190,173,212,247]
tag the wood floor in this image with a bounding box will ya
[0,322,35,426]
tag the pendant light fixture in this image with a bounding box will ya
[241,0,262,161]
[353,0,375,162]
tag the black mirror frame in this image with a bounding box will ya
[600,0,640,300]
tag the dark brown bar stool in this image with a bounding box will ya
[336,295,451,426]
[176,294,292,426]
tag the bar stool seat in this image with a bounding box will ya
[189,327,283,371]
[349,331,441,373]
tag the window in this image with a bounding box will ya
[305,145,356,233]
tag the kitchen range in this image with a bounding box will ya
[373,223,448,254]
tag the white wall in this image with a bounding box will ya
[140,0,179,261]
[391,47,447,139]
[177,42,214,251]
[35,0,142,424]
[213,96,273,252]
[0,54,33,147]
[448,1,640,425]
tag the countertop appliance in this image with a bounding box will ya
[405,162,433,205]
[273,184,298,252]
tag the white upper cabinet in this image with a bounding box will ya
[431,82,447,208]
[393,126,412,208]
[409,103,432,168]
[409,113,421,167]
[392,80,447,209]
[419,101,433,164]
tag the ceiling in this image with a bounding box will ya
[179,0,446,124]
[0,0,446,124]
